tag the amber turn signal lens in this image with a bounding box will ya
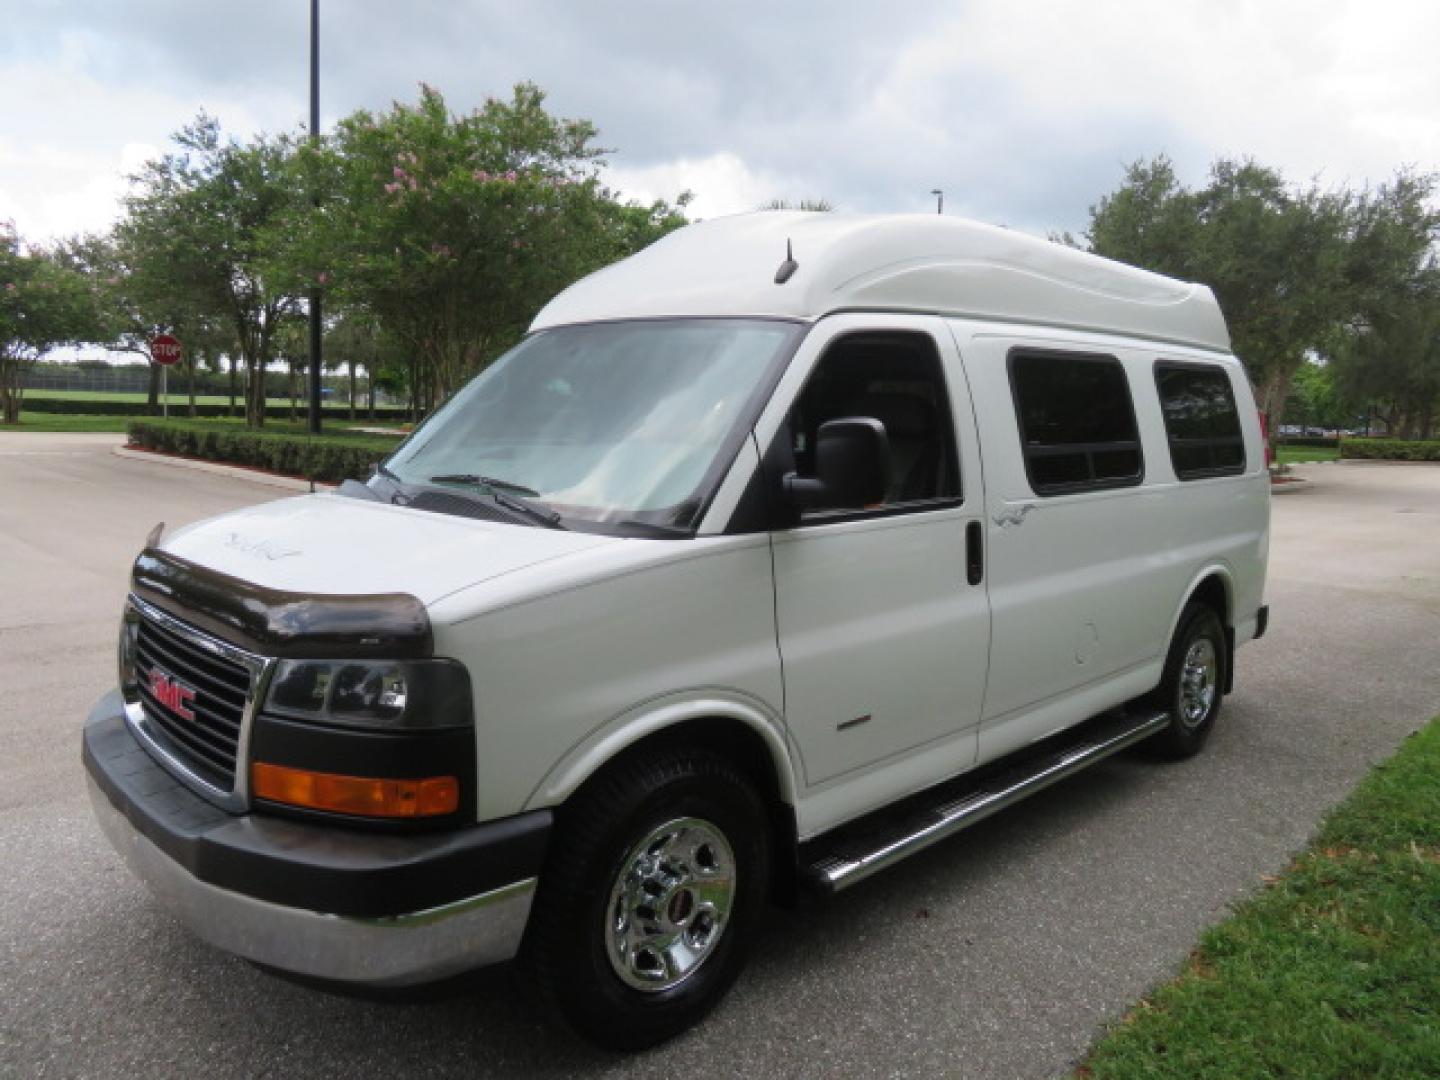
[252,762,459,818]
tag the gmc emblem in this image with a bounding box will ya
[148,668,197,722]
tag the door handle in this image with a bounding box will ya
[966,520,983,586]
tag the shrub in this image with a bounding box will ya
[126,419,404,483]
[1274,435,1339,449]
[1340,438,1440,461]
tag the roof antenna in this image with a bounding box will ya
[774,239,799,285]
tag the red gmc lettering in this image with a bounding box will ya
[148,669,196,721]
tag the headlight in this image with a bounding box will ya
[264,658,472,731]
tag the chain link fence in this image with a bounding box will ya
[22,366,396,405]
[24,368,156,394]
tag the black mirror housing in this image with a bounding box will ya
[785,417,890,512]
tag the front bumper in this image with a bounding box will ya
[83,691,550,987]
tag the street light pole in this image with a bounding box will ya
[931,188,944,215]
[306,0,323,434]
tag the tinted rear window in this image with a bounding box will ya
[1154,363,1246,479]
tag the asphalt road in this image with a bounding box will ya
[2,434,1438,1079]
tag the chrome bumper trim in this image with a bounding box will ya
[87,777,535,987]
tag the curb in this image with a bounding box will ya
[113,445,337,493]
[1334,458,1440,467]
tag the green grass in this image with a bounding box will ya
[1081,718,1440,1079]
[1276,444,1340,464]
[9,412,131,432]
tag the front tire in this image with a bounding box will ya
[1143,601,1227,759]
[522,746,771,1050]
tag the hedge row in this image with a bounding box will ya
[1339,438,1440,461]
[127,419,404,483]
[1274,435,1340,449]
[29,396,409,421]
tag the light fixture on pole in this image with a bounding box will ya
[931,189,944,215]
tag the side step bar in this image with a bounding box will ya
[803,709,1172,894]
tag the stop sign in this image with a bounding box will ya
[150,334,182,366]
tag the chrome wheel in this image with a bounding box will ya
[605,817,737,993]
[1178,637,1218,728]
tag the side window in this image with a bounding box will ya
[788,332,960,511]
[1154,362,1247,479]
[1008,349,1143,496]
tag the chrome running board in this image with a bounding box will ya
[803,709,1172,894]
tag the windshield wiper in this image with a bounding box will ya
[426,474,564,529]
[609,519,692,538]
[428,473,543,498]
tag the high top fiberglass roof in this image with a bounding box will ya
[531,211,1231,353]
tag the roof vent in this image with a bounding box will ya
[774,240,799,285]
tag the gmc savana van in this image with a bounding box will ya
[84,212,1270,1049]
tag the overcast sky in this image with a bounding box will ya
[3,0,1437,247]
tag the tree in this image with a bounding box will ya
[283,83,688,414]
[326,309,404,419]
[1329,268,1440,438]
[1284,360,1357,432]
[1325,172,1440,437]
[119,115,303,427]
[1081,158,1199,272]
[54,233,158,359]
[56,231,193,411]
[268,314,304,420]
[0,223,99,424]
[1086,157,1351,419]
[1337,170,1439,332]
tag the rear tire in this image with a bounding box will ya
[1143,601,1227,759]
[521,746,771,1051]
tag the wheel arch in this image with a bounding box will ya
[524,692,803,905]
[526,692,798,809]
[1167,565,1236,693]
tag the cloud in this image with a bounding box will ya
[606,152,805,219]
[0,52,295,241]
[1,0,1436,246]
[936,0,1440,194]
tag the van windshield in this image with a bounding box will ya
[384,319,801,532]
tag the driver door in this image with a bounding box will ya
[757,314,990,820]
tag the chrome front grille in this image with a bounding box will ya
[124,596,268,805]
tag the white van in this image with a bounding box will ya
[84,212,1270,1049]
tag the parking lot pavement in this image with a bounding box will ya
[3,443,1438,1079]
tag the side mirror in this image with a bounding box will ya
[784,417,890,512]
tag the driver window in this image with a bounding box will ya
[789,332,961,507]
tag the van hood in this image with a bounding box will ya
[159,493,619,606]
